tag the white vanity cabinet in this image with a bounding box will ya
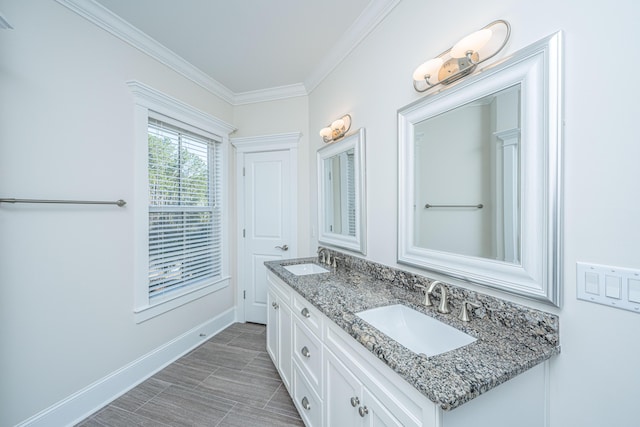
[325,319,434,427]
[266,273,293,391]
[266,270,549,427]
[291,293,325,427]
[325,348,418,427]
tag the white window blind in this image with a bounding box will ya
[147,118,222,301]
[346,151,356,236]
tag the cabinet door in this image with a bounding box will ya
[361,388,405,427]
[278,301,292,391]
[325,350,362,427]
[266,289,278,364]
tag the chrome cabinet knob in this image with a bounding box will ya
[301,396,311,410]
[301,307,311,318]
[301,346,311,358]
[358,406,369,417]
[350,396,360,407]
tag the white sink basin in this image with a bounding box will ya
[356,304,476,357]
[284,263,330,276]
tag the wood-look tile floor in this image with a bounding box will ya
[76,323,304,427]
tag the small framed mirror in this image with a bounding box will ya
[318,128,366,254]
[398,33,562,305]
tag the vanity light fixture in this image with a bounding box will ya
[412,20,511,93]
[319,114,352,143]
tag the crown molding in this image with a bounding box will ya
[234,83,308,106]
[56,0,400,104]
[304,0,401,93]
[56,0,236,104]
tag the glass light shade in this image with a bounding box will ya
[451,29,492,58]
[412,58,443,84]
[331,119,345,131]
[319,127,333,138]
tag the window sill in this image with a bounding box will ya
[134,276,230,323]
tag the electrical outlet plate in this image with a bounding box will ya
[577,262,640,313]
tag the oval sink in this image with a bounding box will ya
[356,304,476,357]
[284,263,330,276]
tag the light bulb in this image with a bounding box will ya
[331,119,345,131]
[319,127,333,139]
[450,29,492,58]
[412,57,443,84]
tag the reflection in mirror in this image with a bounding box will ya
[323,148,356,236]
[398,32,562,306]
[318,128,366,254]
[414,85,521,263]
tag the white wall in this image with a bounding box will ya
[0,1,237,425]
[309,0,640,426]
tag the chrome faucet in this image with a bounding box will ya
[317,248,330,265]
[426,281,450,314]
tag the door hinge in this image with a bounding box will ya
[243,167,245,177]
[243,290,246,299]
[243,229,246,238]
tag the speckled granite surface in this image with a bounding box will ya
[265,250,560,411]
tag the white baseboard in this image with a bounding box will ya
[17,307,237,427]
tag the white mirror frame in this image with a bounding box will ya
[398,32,563,306]
[318,128,367,254]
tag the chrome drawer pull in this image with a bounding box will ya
[359,406,369,417]
[301,346,311,358]
[301,396,311,410]
[350,396,360,407]
[301,307,311,318]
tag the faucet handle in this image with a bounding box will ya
[414,283,433,306]
[332,256,341,269]
[459,300,481,322]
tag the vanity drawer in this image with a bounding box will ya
[293,360,323,427]
[292,291,323,336]
[293,317,323,394]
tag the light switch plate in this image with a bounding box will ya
[577,262,640,313]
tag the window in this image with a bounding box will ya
[147,118,222,301]
[129,81,234,322]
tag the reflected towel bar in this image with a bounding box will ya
[0,198,126,207]
[425,203,483,209]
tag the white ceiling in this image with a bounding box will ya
[91,0,399,100]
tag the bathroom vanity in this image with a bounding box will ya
[265,254,559,427]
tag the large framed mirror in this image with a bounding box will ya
[318,128,366,254]
[398,32,562,306]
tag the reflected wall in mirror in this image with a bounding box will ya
[414,85,521,263]
[398,32,562,306]
[318,128,366,254]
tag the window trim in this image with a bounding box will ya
[129,81,235,323]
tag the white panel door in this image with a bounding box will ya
[243,150,292,323]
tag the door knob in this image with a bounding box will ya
[275,244,289,251]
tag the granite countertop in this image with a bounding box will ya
[265,256,560,411]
